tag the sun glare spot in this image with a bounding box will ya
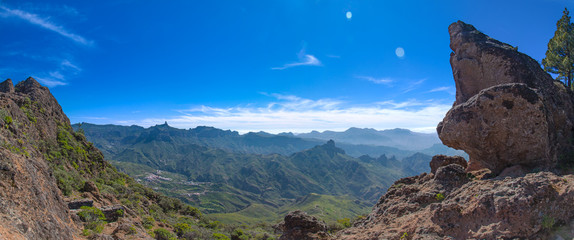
[395,47,405,58]
[346,11,352,20]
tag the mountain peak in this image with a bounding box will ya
[0,78,14,93]
[15,77,44,94]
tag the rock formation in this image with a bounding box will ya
[438,21,574,174]
[332,21,574,239]
[275,210,330,240]
[0,77,154,239]
[0,77,82,239]
[429,155,467,174]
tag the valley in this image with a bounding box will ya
[74,122,464,224]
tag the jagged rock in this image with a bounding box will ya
[339,171,574,239]
[433,164,468,186]
[68,198,94,209]
[277,210,330,240]
[101,205,124,222]
[83,181,100,194]
[0,77,81,239]
[429,155,467,174]
[438,21,574,174]
[0,79,14,93]
[14,77,44,94]
[336,21,574,240]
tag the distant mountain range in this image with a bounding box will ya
[73,123,467,224]
[75,123,466,159]
[296,127,441,151]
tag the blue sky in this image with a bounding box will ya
[1,0,572,133]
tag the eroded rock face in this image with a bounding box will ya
[0,77,79,239]
[277,210,330,240]
[333,21,574,240]
[338,172,574,239]
[429,155,467,174]
[438,21,574,174]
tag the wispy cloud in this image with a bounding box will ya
[112,94,450,134]
[34,59,82,87]
[403,78,426,93]
[356,76,393,85]
[272,50,322,70]
[0,6,92,46]
[34,76,66,87]
[376,99,427,109]
[427,86,455,95]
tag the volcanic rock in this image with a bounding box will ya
[438,21,574,174]
[68,198,94,210]
[429,155,467,174]
[100,205,124,222]
[334,21,574,240]
[277,210,330,240]
[0,79,14,93]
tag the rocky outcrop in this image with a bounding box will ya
[0,77,150,239]
[100,205,124,222]
[276,210,330,240]
[68,199,94,210]
[0,77,81,239]
[0,79,14,93]
[334,21,574,240]
[438,21,574,174]
[338,171,574,239]
[429,155,467,174]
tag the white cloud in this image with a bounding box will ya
[356,76,393,85]
[427,86,455,95]
[113,95,450,134]
[34,76,67,87]
[0,6,92,46]
[272,50,322,70]
[403,78,426,93]
[34,59,82,87]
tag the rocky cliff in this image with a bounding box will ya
[439,21,574,174]
[276,21,574,239]
[0,77,86,239]
[0,77,204,239]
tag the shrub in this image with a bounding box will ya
[77,206,106,222]
[77,206,106,236]
[174,223,193,237]
[142,215,155,229]
[231,228,250,240]
[153,228,177,240]
[4,116,12,125]
[213,233,230,240]
[435,193,445,201]
[337,218,352,228]
[542,215,555,230]
[181,205,202,218]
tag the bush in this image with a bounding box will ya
[77,206,106,236]
[174,223,193,237]
[231,228,250,240]
[213,233,230,240]
[435,193,445,201]
[181,205,202,218]
[142,215,155,229]
[337,218,352,228]
[4,116,12,125]
[77,206,105,222]
[153,228,177,240]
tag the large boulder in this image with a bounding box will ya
[438,21,574,174]
[276,210,329,240]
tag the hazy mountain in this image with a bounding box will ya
[297,127,441,151]
[74,123,465,160]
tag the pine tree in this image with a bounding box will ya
[543,8,574,88]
